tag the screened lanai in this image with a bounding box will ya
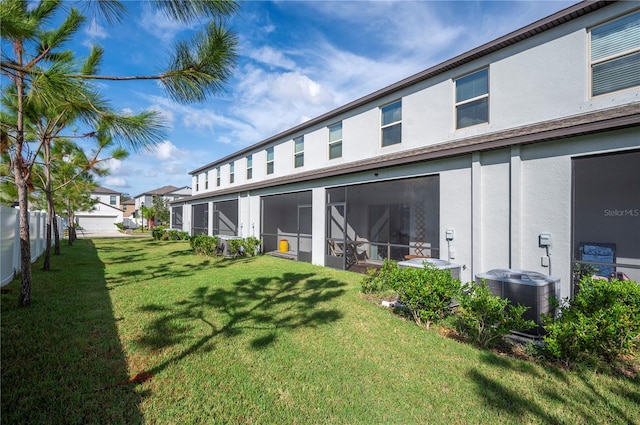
[326,175,440,271]
[191,200,238,236]
[572,149,640,294]
[261,191,312,262]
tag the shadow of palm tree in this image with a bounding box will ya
[135,272,346,377]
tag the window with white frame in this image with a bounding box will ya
[328,122,342,159]
[455,68,489,129]
[196,177,199,192]
[229,161,235,184]
[247,154,253,180]
[590,10,640,97]
[266,147,274,175]
[216,167,221,187]
[381,100,402,147]
[294,136,304,168]
[109,195,117,205]
[205,171,209,190]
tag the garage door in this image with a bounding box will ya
[76,215,119,232]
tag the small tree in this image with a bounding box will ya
[152,195,169,226]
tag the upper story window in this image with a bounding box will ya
[246,155,253,180]
[205,171,209,190]
[195,177,199,192]
[455,68,489,129]
[591,10,640,97]
[266,147,274,175]
[294,136,304,168]
[229,162,235,184]
[216,167,221,187]
[109,195,117,205]
[381,100,402,147]
[328,122,342,159]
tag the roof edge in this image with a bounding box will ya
[189,0,612,175]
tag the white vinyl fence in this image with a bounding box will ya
[1,206,62,286]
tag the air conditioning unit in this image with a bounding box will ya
[398,258,462,281]
[475,269,560,335]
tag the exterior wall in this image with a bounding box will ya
[187,128,637,300]
[75,190,124,231]
[177,3,640,301]
[189,2,639,197]
[94,192,120,206]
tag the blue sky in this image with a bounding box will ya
[70,0,576,198]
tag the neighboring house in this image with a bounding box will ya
[122,199,135,218]
[134,185,191,226]
[121,199,136,228]
[171,1,640,301]
[74,186,123,232]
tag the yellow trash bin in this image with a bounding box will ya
[279,239,289,253]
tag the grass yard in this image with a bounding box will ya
[1,238,638,424]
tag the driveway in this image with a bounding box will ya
[76,229,151,238]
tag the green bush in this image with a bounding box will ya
[190,235,220,256]
[455,281,536,348]
[226,237,262,258]
[167,230,189,241]
[393,263,460,329]
[543,276,640,367]
[152,226,167,240]
[360,259,398,294]
[228,239,244,257]
[243,237,261,257]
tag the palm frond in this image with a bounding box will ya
[162,22,237,103]
[37,7,85,52]
[82,45,104,75]
[152,0,238,24]
[77,0,126,26]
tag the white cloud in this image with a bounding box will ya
[150,140,185,160]
[246,45,296,70]
[103,176,128,188]
[138,5,192,43]
[86,18,108,40]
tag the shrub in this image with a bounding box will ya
[360,259,398,294]
[152,226,167,240]
[243,236,261,257]
[228,239,244,257]
[190,235,220,256]
[455,281,536,348]
[393,263,460,329]
[542,276,640,367]
[167,230,189,241]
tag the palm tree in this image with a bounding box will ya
[1,0,238,306]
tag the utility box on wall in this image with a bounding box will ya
[475,269,560,335]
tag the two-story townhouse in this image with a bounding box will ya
[171,0,640,300]
[134,185,191,227]
[74,186,124,232]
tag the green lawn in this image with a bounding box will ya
[1,238,638,424]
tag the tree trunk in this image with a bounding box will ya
[16,162,32,307]
[53,205,61,255]
[43,142,52,270]
[14,41,32,307]
[43,199,52,270]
